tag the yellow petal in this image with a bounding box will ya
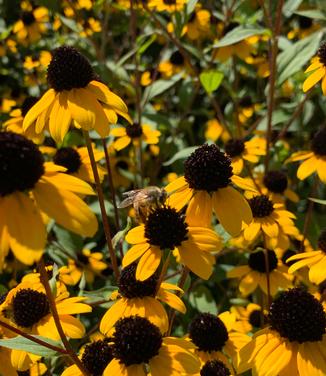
[178,244,214,280]
[23,89,55,131]
[49,91,71,142]
[297,156,317,180]
[303,67,325,92]
[157,289,186,314]
[136,247,162,281]
[3,193,46,265]
[33,180,98,237]
[100,299,128,335]
[43,173,95,196]
[122,243,149,267]
[213,187,252,236]
[185,191,212,227]
[125,225,146,244]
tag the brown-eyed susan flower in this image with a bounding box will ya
[100,262,186,335]
[111,123,161,151]
[286,127,326,183]
[23,46,131,143]
[158,51,187,78]
[188,311,251,371]
[237,96,261,124]
[103,316,200,376]
[303,42,326,94]
[13,3,49,44]
[224,137,266,175]
[228,249,293,296]
[166,144,253,235]
[287,229,326,285]
[244,170,299,203]
[185,7,211,40]
[61,338,114,376]
[149,0,187,13]
[0,281,91,363]
[59,248,108,286]
[287,15,320,40]
[50,145,106,184]
[79,17,101,38]
[242,194,298,249]
[0,131,98,265]
[3,96,43,144]
[122,205,222,281]
[238,288,326,376]
[205,119,230,143]
[231,303,266,334]
[196,359,233,376]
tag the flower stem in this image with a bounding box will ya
[0,319,67,355]
[263,247,272,310]
[262,0,284,172]
[156,251,171,295]
[83,131,120,280]
[101,139,124,260]
[38,258,90,375]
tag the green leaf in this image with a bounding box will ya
[283,0,303,17]
[189,285,216,314]
[308,197,326,205]
[163,146,198,166]
[112,217,132,249]
[294,9,326,20]
[58,15,81,33]
[199,71,224,94]
[142,75,182,104]
[0,336,63,357]
[277,31,324,85]
[138,34,157,55]
[54,226,83,253]
[213,26,268,48]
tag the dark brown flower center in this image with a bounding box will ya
[0,132,44,197]
[269,288,326,343]
[248,249,278,273]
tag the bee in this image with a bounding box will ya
[118,186,167,223]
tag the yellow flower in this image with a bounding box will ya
[303,42,326,94]
[149,0,187,12]
[166,144,253,235]
[79,17,102,38]
[13,5,49,44]
[286,127,326,183]
[243,170,299,204]
[0,280,91,341]
[44,144,106,184]
[228,249,293,296]
[224,137,266,175]
[100,262,186,335]
[242,195,298,249]
[106,316,200,376]
[158,51,187,78]
[60,248,108,285]
[287,229,326,285]
[287,16,320,40]
[122,204,222,281]
[231,303,266,333]
[238,288,326,376]
[23,46,131,143]
[204,119,230,143]
[188,311,251,372]
[3,97,44,144]
[237,96,261,124]
[61,338,114,376]
[111,123,161,151]
[186,8,211,40]
[0,132,98,265]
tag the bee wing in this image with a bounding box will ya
[118,196,136,208]
[121,189,142,197]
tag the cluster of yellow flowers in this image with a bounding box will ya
[0,0,326,375]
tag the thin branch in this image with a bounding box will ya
[0,319,67,355]
[38,258,89,375]
[83,131,120,280]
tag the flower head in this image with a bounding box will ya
[23,46,131,143]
